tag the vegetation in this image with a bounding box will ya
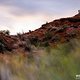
[29,36,40,46]
[0,41,5,53]
[24,40,32,52]
[17,33,22,39]
[0,39,12,53]
[42,41,49,47]
[0,12,80,80]
[0,38,80,80]
[44,31,52,41]
[0,30,10,35]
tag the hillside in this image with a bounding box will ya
[0,12,80,53]
[0,12,80,80]
[23,12,80,45]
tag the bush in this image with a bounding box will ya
[0,40,6,53]
[44,31,52,41]
[0,30,10,35]
[63,25,70,29]
[23,39,32,52]
[51,35,60,42]
[5,30,10,35]
[42,41,49,47]
[29,36,39,46]
[17,33,22,39]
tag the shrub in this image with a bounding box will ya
[0,30,10,35]
[17,33,22,39]
[44,31,52,41]
[63,25,70,29]
[29,36,39,46]
[42,41,49,47]
[5,30,10,35]
[0,40,6,53]
[51,35,60,42]
[29,30,32,33]
[23,39,32,52]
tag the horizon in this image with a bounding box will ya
[0,0,80,34]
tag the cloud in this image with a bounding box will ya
[0,0,79,16]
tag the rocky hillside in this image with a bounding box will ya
[0,12,80,53]
[23,12,80,45]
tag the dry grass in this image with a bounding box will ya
[0,39,80,80]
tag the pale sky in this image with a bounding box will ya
[0,0,80,34]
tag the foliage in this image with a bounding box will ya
[63,24,69,29]
[44,31,52,41]
[42,41,49,47]
[51,34,60,42]
[0,40,6,53]
[29,36,39,46]
[0,39,13,53]
[0,30,10,35]
[0,39,80,80]
[5,30,10,35]
[17,33,22,39]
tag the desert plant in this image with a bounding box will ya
[44,31,52,41]
[25,46,31,52]
[0,40,6,53]
[51,34,60,42]
[29,30,32,33]
[0,30,10,35]
[63,25,70,29]
[5,30,10,35]
[23,39,32,52]
[29,36,39,46]
[42,41,49,47]
[17,33,22,39]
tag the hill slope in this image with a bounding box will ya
[0,12,80,52]
[23,12,80,45]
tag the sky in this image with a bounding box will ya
[0,0,80,35]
